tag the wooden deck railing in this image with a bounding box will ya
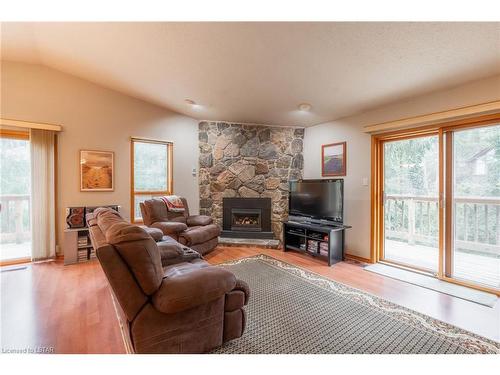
[0,194,31,243]
[385,194,500,256]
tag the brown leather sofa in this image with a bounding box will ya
[87,207,248,354]
[140,197,220,255]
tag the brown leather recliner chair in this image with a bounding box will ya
[140,197,220,255]
[87,208,248,354]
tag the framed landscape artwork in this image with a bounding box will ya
[80,150,114,191]
[321,142,346,176]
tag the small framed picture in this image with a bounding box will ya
[80,150,114,191]
[321,142,346,177]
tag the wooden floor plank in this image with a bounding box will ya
[1,247,498,354]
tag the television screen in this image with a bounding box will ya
[289,179,343,223]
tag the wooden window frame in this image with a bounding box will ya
[130,137,173,223]
[0,128,30,140]
[371,113,500,295]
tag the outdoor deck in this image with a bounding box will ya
[0,241,31,261]
[385,239,500,289]
[1,194,31,262]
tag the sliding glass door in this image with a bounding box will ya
[382,135,439,273]
[448,125,500,289]
[0,131,32,262]
[374,116,500,294]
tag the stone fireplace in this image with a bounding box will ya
[221,197,273,239]
[198,121,304,239]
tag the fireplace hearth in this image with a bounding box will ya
[222,197,274,239]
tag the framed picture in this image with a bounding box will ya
[80,150,114,191]
[321,142,346,176]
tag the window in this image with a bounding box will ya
[0,129,31,262]
[130,138,173,222]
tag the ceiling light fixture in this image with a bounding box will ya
[298,103,312,112]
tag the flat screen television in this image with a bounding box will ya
[289,179,343,223]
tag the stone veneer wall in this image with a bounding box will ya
[198,121,304,239]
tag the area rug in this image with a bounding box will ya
[212,254,500,354]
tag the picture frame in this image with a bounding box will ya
[80,150,114,191]
[321,142,346,177]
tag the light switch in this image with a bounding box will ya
[192,167,197,176]
[362,177,368,186]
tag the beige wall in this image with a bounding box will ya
[1,61,200,254]
[2,59,499,260]
[303,75,500,260]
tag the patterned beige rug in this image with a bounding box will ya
[212,254,499,354]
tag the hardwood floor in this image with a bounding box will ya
[1,247,499,354]
[1,260,124,353]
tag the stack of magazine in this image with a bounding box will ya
[319,242,329,256]
[307,239,319,253]
[77,249,88,263]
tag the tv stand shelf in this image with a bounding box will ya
[283,220,350,266]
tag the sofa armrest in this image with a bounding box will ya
[234,279,250,305]
[142,227,164,241]
[187,215,213,226]
[157,241,201,266]
[151,221,188,235]
[224,279,250,312]
[152,267,236,314]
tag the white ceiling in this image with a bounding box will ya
[1,22,499,126]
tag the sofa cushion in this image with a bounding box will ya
[157,238,201,266]
[142,198,170,224]
[163,258,209,277]
[105,222,151,244]
[112,235,164,296]
[142,227,164,242]
[178,224,221,246]
[101,219,164,296]
[151,221,188,235]
[190,237,219,256]
[152,267,236,314]
[142,198,188,225]
[186,215,213,226]
[95,208,124,233]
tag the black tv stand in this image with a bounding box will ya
[282,219,350,266]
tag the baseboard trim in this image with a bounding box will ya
[345,254,374,264]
